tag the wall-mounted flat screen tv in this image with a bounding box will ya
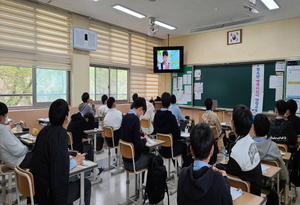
[153,46,184,73]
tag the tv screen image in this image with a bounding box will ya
[153,46,184,73]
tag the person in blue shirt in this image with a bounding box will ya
[177,122,232,205]
[169,94,185,126]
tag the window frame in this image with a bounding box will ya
[0,65,70,109]
[90,64,129,104]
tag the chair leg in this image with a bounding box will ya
[104,148,114,171]
[170,158,178,195]
[7,173,13,205]
[167,159,170,178]
[2,175,6,204]
[138,173,143,205]
[111,148,124,175]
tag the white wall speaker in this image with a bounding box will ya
[71,27,98,51]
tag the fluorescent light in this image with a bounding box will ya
[112,5,146,18]
[154,21,176,30]
[261,0,279,10]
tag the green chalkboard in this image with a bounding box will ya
[194,63,277,111]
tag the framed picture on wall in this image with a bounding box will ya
[227,29,242,45]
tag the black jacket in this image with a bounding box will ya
[177,164,232,205]
[30,125,69,204]
[268,118,297,152]
[67,112,87,153]
[121,113,147,163]
[288,115,300,135]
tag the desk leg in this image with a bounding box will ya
[93,133,97,182]
[277,173,280,205]
[80,172,85,205]
[111,144,124,175]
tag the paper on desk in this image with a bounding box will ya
[230,187,243,201]
[220,122,226,126]
[181,133,190,138]
[79,160,94,167]
[280,150,285,155]
[261,164,270,173]
[146,139,156,145]
[20,134,31,138]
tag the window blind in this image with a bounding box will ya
[89,21,161,101]
[0,0,71,70]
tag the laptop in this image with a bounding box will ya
[212,100,218,110]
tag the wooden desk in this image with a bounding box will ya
[83,129,103,184]
[233,191,265,205]
[146,139,165,153]
[262,164,281,178]
[282,152,291,162]
[70,160,97,205]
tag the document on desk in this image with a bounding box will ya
[146,139,156,145]
[261,164,270,173]
[230,187,243,201]
[78,160,94,168]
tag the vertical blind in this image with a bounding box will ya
[90,21,161,100]
[0,0,71,70]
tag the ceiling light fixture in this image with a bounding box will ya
[112,5,146,18]
[261,0,279,10]
[154,20,176,30]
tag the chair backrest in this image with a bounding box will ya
[119,140,135,159]
[277,143,288,152]
[67,131,73,148]
[103,126,114,138]
[210,126,218,139]
[31,128,39,136]
[156,133,172,147]
[140,118,150,128]
[227,174,251,193]
[15,165,35,202]
[261,160,280,167]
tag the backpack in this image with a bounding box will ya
[144,155,169,205]
[266,188,279,205]
[290,150,300,187]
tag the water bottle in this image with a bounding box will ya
[98,123,102,130]
[185,125,189,133]
[223,150,229,162]
[16,122,22,132]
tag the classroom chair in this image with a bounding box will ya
[67,131,73,150]
[15,165,35,205]
[210,126,218,139]
[156,133,181,195]
[261,160,283,205]
[119,140,148,205]
[140,118,151,135]
[31,128,39,137]
[0,164,15,205]
[277,143,288,153]
[227,173,251,193]
[103,127,123,175]
[215,132,225,152]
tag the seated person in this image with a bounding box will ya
[30,99,91,205]
[178,123,232,205]
[141,100,155,135]
[202,98,222,136]
[98,94,109,116]
[121,97,153,171]
[78,92,96,116]
[169,94,185,126]
[286,99,300,135]
[0,102,32,169]
[226,104,262,196]
[153,92,188,166]
[253,114,288,187]
[103,97,122,151]
[267,100,297,153]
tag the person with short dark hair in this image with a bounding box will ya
[130,93,139,109]
[103,97,122,153]
[286,99,300,135]
[0,102,31,169]
[226,104,262,196]
[78,92,96,116]
[202,98,222,135]
[169,94,185,126]
[267,100,297,153]
[253,114,288,185]
[121,97,153,171]
[30,99,91,204]
[98,94,109,115]
[153,92,188,165]
[177,123,232,205]
[158,50,170,70]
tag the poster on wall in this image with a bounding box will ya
[286,65,300,99]
[250,64,264,114]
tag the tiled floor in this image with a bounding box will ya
[11,148,300,204]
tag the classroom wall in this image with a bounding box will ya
[160,17,300,93]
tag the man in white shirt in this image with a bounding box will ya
[141,100,155,135]
[103,97,122,152]
[0,102,31,169]
[98,94,109,115]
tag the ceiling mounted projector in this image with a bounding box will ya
[243,0,260,14]
[147,17,159,36]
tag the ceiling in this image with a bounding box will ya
[42,0,300,39]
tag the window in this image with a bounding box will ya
[90,66,128,102]
[0,65,69,107]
